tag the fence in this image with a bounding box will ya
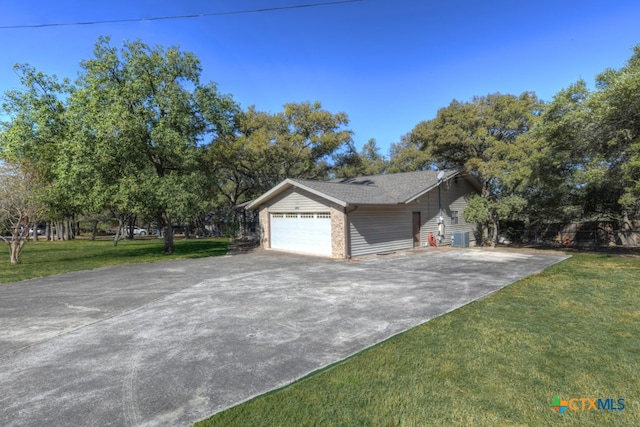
[502,221,640,247]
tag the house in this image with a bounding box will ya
[246,169,481,258]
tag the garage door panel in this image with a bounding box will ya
[271,213,331,256]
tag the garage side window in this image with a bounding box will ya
[451,210,459,225]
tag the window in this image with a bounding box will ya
[451,211,459,225]
[272,212,330,219]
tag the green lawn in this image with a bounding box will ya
[0,237,228,284]
[196,252,640,427]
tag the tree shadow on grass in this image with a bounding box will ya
[33,239,229,265]
[105,239,228,260]
[1,239,229,284]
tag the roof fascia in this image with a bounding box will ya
[403,170,462,204]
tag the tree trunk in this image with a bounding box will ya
[31,219,39,242]
[619,211,631,246]
[91,220,98,241]
[491,216,499,248]
[66,218,73,240]
[127,215,136,240]
[163,214,174,254]
[113,218,123,246]
[9,239,25,264]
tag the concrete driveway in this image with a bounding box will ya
[0,248,568,426]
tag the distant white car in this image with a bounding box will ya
[137,227,148,236]
[126,227,148,236]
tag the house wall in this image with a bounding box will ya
[349,207,413,257]
[330,205,347,258]
[267,187,332,212]
[259,206,270,249]
[348,175,478,257]
[420,176,478,246]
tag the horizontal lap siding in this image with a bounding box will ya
[267,188,331,212]
[438,177,478,245]
[349,208,413,257]
[421,192,439,245]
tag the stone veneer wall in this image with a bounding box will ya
[330,204,346,258]
[259,206,270,249]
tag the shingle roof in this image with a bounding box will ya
[289,179,399,204]
[328,169,460,203]
[247,169,462,209]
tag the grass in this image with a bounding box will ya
[0,237,228,284]
[195,252,640,427]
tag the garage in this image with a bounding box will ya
[270,212,332,256]
[248,171,480,258]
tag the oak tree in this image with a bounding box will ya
[68,37,237,253]
[410,92,543,246]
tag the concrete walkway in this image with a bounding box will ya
[0,249,568,426]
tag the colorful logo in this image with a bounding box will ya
[550,396,568,414]
[550,396,625,414]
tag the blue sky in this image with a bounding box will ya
[1,0,639,154]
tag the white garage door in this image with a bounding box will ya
[270,212,332,256]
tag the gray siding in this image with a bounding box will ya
[421,176,477,246]
[349,207,414,257]
[267,188,331,212]
[348,176,479,256]
[420,192,439,245]
[441,176,477,245]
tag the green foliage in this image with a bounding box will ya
[589,47,640,218]
[208,101,354,208]
[515,82,589,223]
[410,92,543,245]
[334,138,388,177]
[387,133,433,173]
[462,194,492,223]
[0,64,77,222]
[532,46,640,222]
[66,37,238,252]
[2,36,356,256]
